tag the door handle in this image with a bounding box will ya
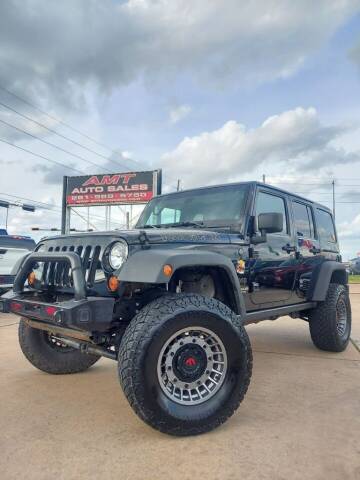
[282,244,296,253]
[309,246,321,254]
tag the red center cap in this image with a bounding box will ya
[185,356,197,367]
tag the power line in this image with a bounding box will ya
[71,208,98,231]
[0,84,180,189]
[0,84,146,170]
[0,137,84,174]
[0,191,131,226]
[0,99,143,172]
[0,117,114,173]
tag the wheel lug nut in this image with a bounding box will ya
[167,366,172,370]
[206,370,210,375]
[197,381,201,385]
[185,384,189,388]
[192,338,196,343]
[173,378,177,383]
[170,352,174,356]
[208,356,212,361]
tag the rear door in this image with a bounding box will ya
[249,188,297,307]
[315,208,339,260]
[290,200,323,300]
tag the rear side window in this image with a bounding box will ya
[292,202,315,238]
[316,209,336,243]
[255,191,288,234]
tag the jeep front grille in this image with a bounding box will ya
[40,243,102,288]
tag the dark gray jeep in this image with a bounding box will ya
[0,182,351,436]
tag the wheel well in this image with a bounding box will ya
[330,269,347,285]
[170,266,239,313]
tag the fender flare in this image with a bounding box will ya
[308,260,348,302]
[117,249,246,316]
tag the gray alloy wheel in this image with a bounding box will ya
[157,326,228,405]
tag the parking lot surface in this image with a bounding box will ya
[1,288,359,480]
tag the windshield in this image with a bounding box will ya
[136,184,249,230]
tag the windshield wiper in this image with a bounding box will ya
[172,221,205,228]
[140,221,204,229]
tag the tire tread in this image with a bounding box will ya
[118,294,252,436]
[309,283,351,352]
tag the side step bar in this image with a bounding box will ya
[242,302,316,325]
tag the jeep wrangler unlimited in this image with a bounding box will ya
[0,182,351,436]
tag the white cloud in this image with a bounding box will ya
[160,107,360,189]
[0,1,358,110]
[338,214,360,240]
[169,105,191,124]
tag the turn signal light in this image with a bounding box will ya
[163,264,173,277]
[108,275,120,292]
[28,271,36,286]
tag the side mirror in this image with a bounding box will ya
[258,212,283,234]
[251,212,283,244]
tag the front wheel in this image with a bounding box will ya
[18,319,100,374]
[118,294,252,436]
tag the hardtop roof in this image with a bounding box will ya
[157,181,332,213]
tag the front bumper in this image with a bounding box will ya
[0,251,114,333]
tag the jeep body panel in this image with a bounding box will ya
[308,261,348,302]
[0,180,345,336]
[117,248,246,316]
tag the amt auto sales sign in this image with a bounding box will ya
[65,171,158,206]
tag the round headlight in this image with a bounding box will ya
[109,241,128,270]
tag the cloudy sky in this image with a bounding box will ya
[0,0,360,258]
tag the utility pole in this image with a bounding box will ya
[332,180,335,220]
[177,179,181,191]
[262,174,266,183]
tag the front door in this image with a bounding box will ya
[249,189,297,307]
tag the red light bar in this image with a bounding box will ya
[10,302,22,312]
[45,306,57,316]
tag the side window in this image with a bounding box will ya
[316,209,336,243]
[255,191,288,234]
[292,202,315,238]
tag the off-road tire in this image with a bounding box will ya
[309,283,351,352]
[118,294,252,436]
[18,319,100,374]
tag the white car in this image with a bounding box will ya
[0,232,35,293]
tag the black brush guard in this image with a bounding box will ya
[0,252,114,333]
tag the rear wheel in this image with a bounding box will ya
[18,319,100,374]
[118,294,252,436]
[309,283,351,352]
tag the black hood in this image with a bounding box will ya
[41,228,232,246]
